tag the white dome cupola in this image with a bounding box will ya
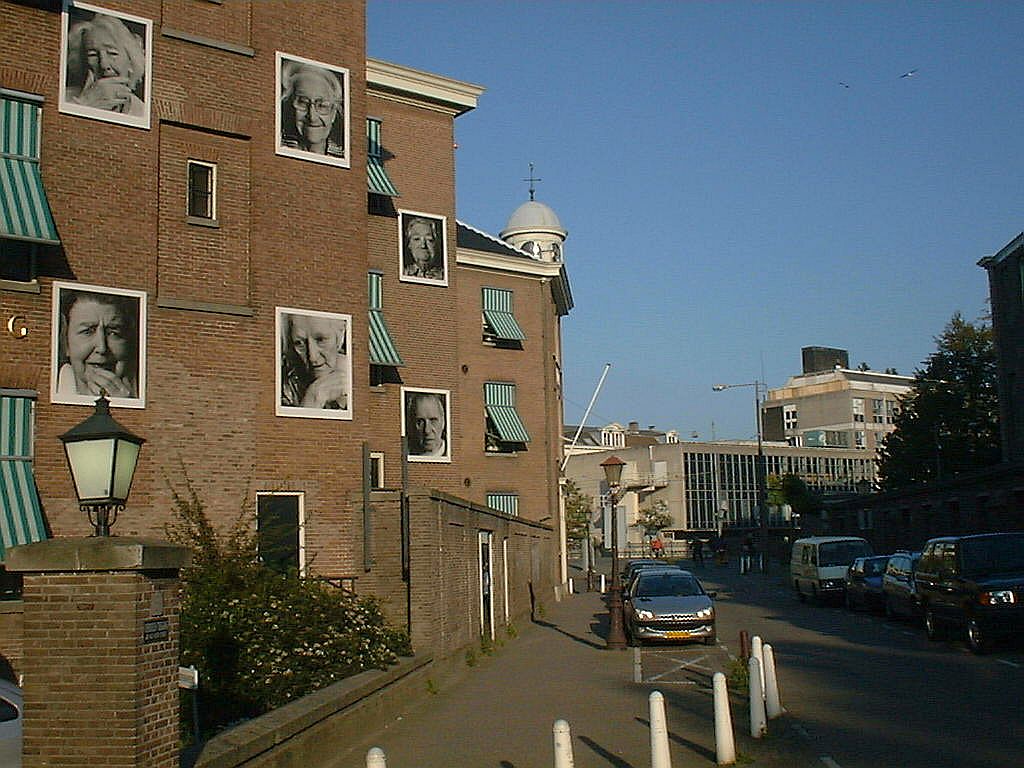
[499,166,567,263]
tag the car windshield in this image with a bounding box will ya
[819,541,873,567]
[961,534,1024,576]
[864,557,888,576]
[635,574,702,598]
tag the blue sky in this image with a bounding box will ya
[368,1,1024,440]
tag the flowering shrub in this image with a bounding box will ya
[166,477,411,736]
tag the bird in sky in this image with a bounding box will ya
[838,81,851,88]
[900,68,919,78]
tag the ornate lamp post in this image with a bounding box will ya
[60,394,145,536]
[601,454,628,650]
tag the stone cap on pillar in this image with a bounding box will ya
[5,536,192,573]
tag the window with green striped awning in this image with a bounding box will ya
[486,492,519,517]
[484,382,530,447]
[482,287,526,342]
[0,394,48,562]
[1,96,59,245]
[367,118,399,197]
[368,271,404,367]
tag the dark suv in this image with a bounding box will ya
[914,533,1024,654]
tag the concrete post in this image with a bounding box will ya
[649,691,671,768]
[751,635,766,697]
[7,537,190,768]
[712,672,736,765]
[748,657,767,739]
[366,746,387,767]
[553,718,574,768]
[764,643,783,719]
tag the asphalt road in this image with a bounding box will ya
[694,562,1024,768]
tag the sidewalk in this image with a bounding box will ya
[335,563,821,767]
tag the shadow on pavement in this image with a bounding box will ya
[578,734,637,767]
[636,716,717,761]
[532,618,606,650]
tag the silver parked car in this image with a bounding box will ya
[0,679,21,768]
[624,569,716,645]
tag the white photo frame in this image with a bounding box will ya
[59,2,152,130]
[276,307,353,420]
[275,52,351,169]
[402,387,452,463]
[398,210,448,287]
[51,281,147,409]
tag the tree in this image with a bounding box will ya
[634,499,673,537]
[876,313,1000,490]
[563,479,594,542]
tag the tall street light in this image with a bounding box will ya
[600,454,628,650]
[712,381,767,572]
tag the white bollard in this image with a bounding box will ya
[553,719,575,768]
[633,646,643,683]
[712,672,736,765]
[600,573,606,593]
[366,747,387,767]
[763,644,784,719]
[750,635,766,698]
[568,577,575,594]
[748,657,767,738]
[649,691,672,768]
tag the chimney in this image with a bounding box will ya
[628,421,639,433]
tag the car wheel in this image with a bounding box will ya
[924,607,943,640]
[967,618,989,655]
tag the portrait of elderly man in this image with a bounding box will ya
[404,389,450,461]
[400,212,447,284]
[61,5,151,127]
[277,53,349,166]
[52,284,145,407]
[278,309,352,418]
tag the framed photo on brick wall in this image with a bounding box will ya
[276,307,353,420]
[402,387,451,463]
[398,210,448,287]
[275,52,350,169]
[51,282,147,409]
[58,2,152,130]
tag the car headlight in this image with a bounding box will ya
[696,606,714,619]
[980,590,1016,605]
[636,609,656,620]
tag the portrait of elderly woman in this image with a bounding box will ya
[51,283,147,409]
[276,52,350,168]
[276,308,353,420]
[60,3,152,129]
[399,211,448,286]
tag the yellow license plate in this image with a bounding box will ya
[665,630,694,638]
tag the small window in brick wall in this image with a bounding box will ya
[257,492,304,575]
[187,160,217,221]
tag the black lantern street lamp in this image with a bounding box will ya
[60,395,145,537]
[601,454,628,650]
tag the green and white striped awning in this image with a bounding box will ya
[484,382,530,443]
[482,287,526,341]
[0,395,48,562]
[1,97,59,244]
[486,493,519,517]
[366,118,399,197]
[368,272,404,367]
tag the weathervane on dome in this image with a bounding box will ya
[522,162,541,201]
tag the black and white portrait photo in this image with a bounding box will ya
[59,2,152,129]
[50,282,147,409]
[275,52,350,168]
[402,387,451,463]
[399,211,447,286]
[276,308,353,420]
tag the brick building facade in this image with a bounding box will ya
[1,0,572,673]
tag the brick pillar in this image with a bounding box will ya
[7,537,191,768]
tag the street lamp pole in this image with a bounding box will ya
[601,455,628,650]
[712,381,768,572]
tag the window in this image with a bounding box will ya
[369,452,385,489]
[872,398,884,424]
[783,404,798,430]
[482,287,526,347]
[484,382,530,453]
[367,271,404,384]
[1,94,60,280]
[366,117,399,201]
[256,492,304,575]
[0,393,49,571]
[601,428,625,448]
[486,492,519,517]
[187,160,216,221]
[852,398,865,423]
[855,430,866,448]
[885,400,897,424]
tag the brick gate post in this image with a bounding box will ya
[7,537,191,768]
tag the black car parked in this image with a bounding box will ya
[882,551,921,621]
[914,532,1024,654]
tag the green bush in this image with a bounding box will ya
[167,477,411,738]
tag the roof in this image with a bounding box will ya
[457,221,532,259]
[977,232,1024,269]
[500,200,567,239]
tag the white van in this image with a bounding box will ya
[790,536,873,601]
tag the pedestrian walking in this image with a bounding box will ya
[651,536,664,559]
